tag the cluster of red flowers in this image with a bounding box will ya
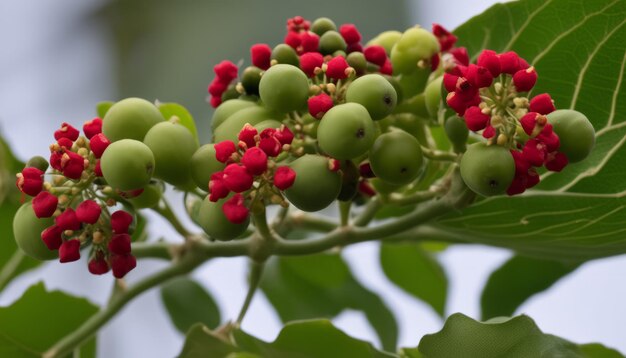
[209,124,297,223]
[442,48,567,195]
[15,121,136,278]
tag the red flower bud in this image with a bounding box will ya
[545,152,568,172]
[537,124,560,152]
[513,66,538,92]
[16,167,44,196]
[213,60,238,83]
[446,92,468,116]
[346,42,363,54]
[507,174,527,196]
[222,193,249,224]
[380,59,393,75]
[32,191,58,218]
[214,140,237,163]
[300,31,319,53]
[529,93,556,114]
[250,43,272,70]
[499,51,521,74]
[209,172,230,202]
[54,122,79,141]
[94,160,103,177]
[482,125,496,139]
[359,162,376,178]
[88,252,110,275]
[358,180,376,197]
[241,147,268,176]
[89,133,110,158]
[238,124,258,149]
[464,106,490,131]
[208,78,228,96]
[284,31,301,49]
[275,125,294,145]
[308,93,334,119]
[111,210,133,234]
[59,239,81,263]
[522,139,547,167]
[57,137,73,150]
[339,24,361,44]
[108,233,131,255]
[210,95,222,108]
[443,73,459,92]
[259,136,282,157]
[76,199,102,224]
[222,164,254,192]
[520,112,540,135]
[449,47,469,66]
[300,52,324,77]
[111,254,137,278]
[326,56,349,79]
[41,225,63,250]
[60,150,85,179]
[432,23,457,52]
[465,64,493,88]
[477,50,501,77]
[273,166,296,190]
[83,118,103,139]
[55,208,81,231]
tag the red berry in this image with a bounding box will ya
[111,210,133,234]
[111,254,137,278]
[41,225,63,250]
[250,43,272,70]
[59,239,81,263]
[76,199,102,224]
[273,166,296,190]
[32,191,58,218]
[108,233,131,255]
[222,193,249,224]
[326,56,349,80]
[308,93,334,119]
[83,118,103,139]
[54,122,80,141]
[241,147,268,176]
[222,164,254,192]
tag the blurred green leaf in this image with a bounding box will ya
[232,320,396,358]
[417,313,623,358]
[399,347,423,358]
[380,242,447,316]
[157,102,199,145]
[161,277,221,334]
[481,255,580,320]
[430,0,626,260]
[96,101,114,118]
[260,254,398,351]
[0,282,98,357]
[579,343,625,358]
[179,323,238,358]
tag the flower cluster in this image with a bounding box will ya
[443,49,567,195]
[208,61,239,108]
[15,121,137,278]
[209,124,297,223]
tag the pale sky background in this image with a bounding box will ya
[1,0,625,357]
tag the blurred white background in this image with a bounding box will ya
[1,0,625,356]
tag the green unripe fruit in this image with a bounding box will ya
[259,64,309,114]
[393,94,429,118]
[26,156,49,172]
[102,98,164,142]
[546,109,595,163]
[445,116,469,153]
[337,160,359,201]
[319,31,347,55]
[213,106,277,143]
[424,76,443,118]
[211,100,257,132]
[369,130,423,185]
[143,121,198,189]
[346,74,397,120]
[101,139,155,191]
[346,52,367,75]
[317,103,376,159]
[241,66,263,96]
[190,144,225,190]
[390,27,440,74]
[383,75,404,103]
[370,177,404,195]
[367,31,402,54]
[129,182,162,208]
[196,196,249,241]
[13,202,57,260]
[284,155,341,212]
[254,120,283,132]
[460,143,515,197]
[221,84,239,102]
[271,44,299,67]
[397,68,430,98]
[311,17,337,36]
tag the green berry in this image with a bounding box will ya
[346,52,367,75]
[102,98,164,142]
[271,44,299,67]
[366,31,402,54]
[445,115,469,153]
[213,106,277,143]
[369,130,423,185]
[346,74,397,120]
[311,17,337,36]
[196,196,249,241]
[190,144,226,190]
[254,120,283,132]
[546,109,595,163]
[284,155,341,212]
[241,66,263,96]
[26,156,49,172]
[460,143,515,197]
[143,121,198,190]
[317,103,376,160]
[319,31,347,55]
[101,139,155,191]
[129,181,163,209]
[211,99,257,132]
[259,64,309,114]
[13,202,57,260]
[390,27,440,75]
[424,76,444,118]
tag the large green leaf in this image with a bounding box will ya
[160,277,221,334]
[430,0,626,259]
[260,254,398,351]
[0,282,98,357]
[179,324,238,358]
[380,242,447,317]
[481,255,580,320]
[416,313,623,358]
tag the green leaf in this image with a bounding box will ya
[432,0,626,259]
[96,101,114,118]
[399,347,423,358]
[380,242,447,316]
[579,343,625,358]
[157,102,199,145]
[260,254,398,351]
[481,255,579,320]
[160,277,221,334]
[232,320,397,358]
[178,323,238,358]
[0,282,98,357]
[417,313,623,358]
